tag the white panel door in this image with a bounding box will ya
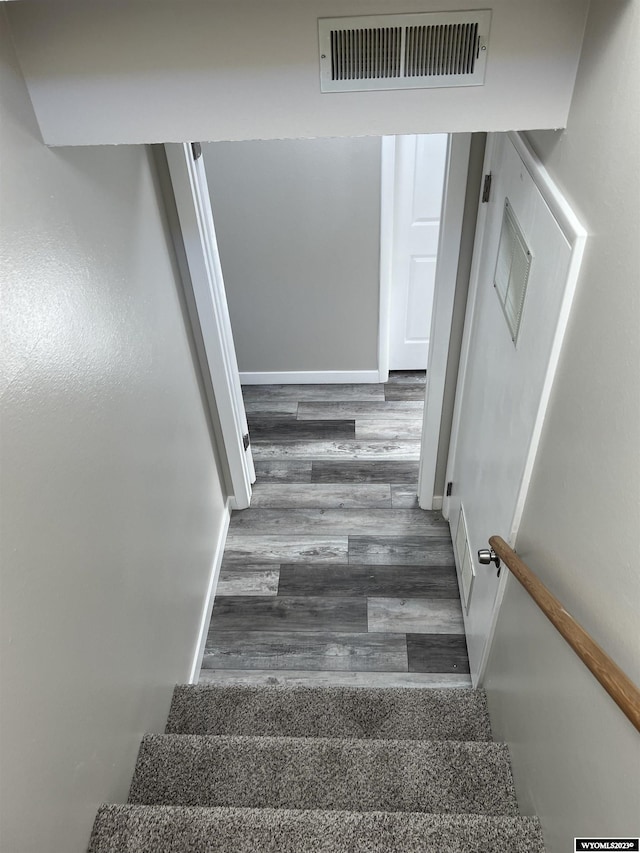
[389,134,448,370]
[445,132,586,682]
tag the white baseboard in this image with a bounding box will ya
[432,495,443,511]
[240,370,382,385]
[188,498,231,684]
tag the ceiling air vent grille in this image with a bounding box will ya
[319,11,491,93]
[331,28,402,81]
[405,23,479,78]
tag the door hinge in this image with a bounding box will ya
[243,433,250,451]
[481,172,492,203]
[446,481,453,497]
[191,142,202,161]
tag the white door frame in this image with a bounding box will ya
[417,133,472,511]
[165,142,254,510]
[443,131,587,683]
[379,134,472,510]
[378,135,396,384]
[442,132,496,522]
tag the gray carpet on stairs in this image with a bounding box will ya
[165,684,493,741]
[89,805,545,853]
[88,686,545,851]
[128,734,519,815]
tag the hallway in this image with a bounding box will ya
[199,372,470,686]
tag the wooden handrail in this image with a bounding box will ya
[489,535,640,733]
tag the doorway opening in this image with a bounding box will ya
[165,131,484,684]
[169,133,475,511]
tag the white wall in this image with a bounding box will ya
[204,137,380,374]
[484,2,640,850]
[7,0,588,146]
[0,11,228,852]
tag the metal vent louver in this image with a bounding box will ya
[319,11,491,93]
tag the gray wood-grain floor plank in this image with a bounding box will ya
[198,670,472,688]
[355,418,423,440]
[311,461,420,484]
[242,384,385,402]
[210,596,368,633]
[252,440,421,460]
[228,508,447,536]
[249,483,392,509]
[202,631,408,672]
[390,485,420,508]
[216,566,280,596]
[367,598,465,634]
[223,535,348,566]
[277,564,460,599]
[244,401,299,416]
[253,460,312,483]
[248,418,355,441]
[386,371,427,386]
[349,535,455,566]
[407,634,470,673]
[297,401,423,420]
[384,385,427,402]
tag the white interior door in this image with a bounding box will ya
[445,132,586,683]
[388,134,448,370]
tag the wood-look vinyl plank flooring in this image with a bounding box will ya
[216,566,280,596]
[385,371,428,386]
[228,508,447,537]
[277,564,460,599]
[253,460,312,483]
[251,440,421,460]
[355,418,423,440]
[247,418,355,441]
[349,535,455,566]
[210,596,368,633]
[223,535,348,566]
[390,485,420,508]
[249,483,392,509]
[244,401,299,416]
[407,634,471,674]
[203,631,408,672]
[384,385,427,402]
[198,669,472,688]
[311,461,420,484]
[297,401,423,420]
[367,598,465,634]
[242,384,385,402]
[199,373,470,683]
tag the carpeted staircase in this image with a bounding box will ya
[88,685,544,852]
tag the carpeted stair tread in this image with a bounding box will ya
[128,734,519,816]
[166,684,492,741]
[89,805,545,853]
